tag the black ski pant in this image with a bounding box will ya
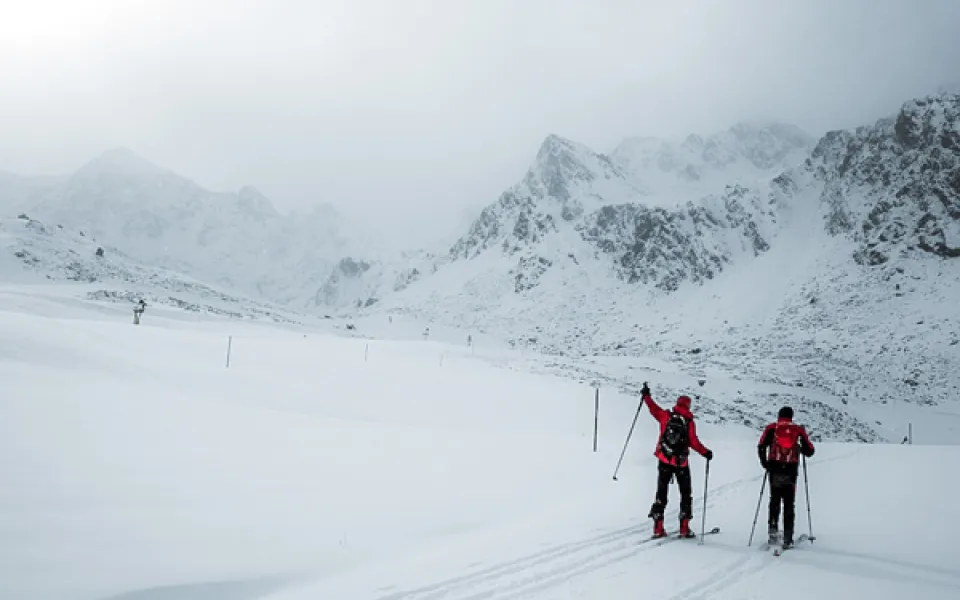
[648,461,693,521]
[768,472,798,539]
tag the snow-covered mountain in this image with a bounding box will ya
[0,149,365,309]
[341,121,818,316]
[318,123,814,309]
[341,92,960,434]
[450,130,791,293]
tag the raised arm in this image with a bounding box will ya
[642,390,667,422]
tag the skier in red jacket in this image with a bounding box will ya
[641,383,713,538]
[758,406,815,548]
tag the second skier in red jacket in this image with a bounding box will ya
[758,406,815,548]
[641,383,713,538]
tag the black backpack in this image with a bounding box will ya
[660,411,690,459]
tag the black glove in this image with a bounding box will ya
[704,449,713,461]
[759,457,769,471]
[641,383,651,397]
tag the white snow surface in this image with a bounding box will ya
[2,284,959,600]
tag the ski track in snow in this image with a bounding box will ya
[371,473,777,600]
[367,448,867,600]
[374,526,666,600]
[664,552,769,600]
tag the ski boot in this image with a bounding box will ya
[652,519,666,539]
[679,518,695,538]
[767,524,780,546]
[782,531,794,550]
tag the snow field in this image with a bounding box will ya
[1,292,959,600]
[0,299,622,600]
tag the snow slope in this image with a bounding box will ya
[2,285,959,600]
[0,214,321,327]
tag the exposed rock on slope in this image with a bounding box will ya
[447,127,795,294]
[577,184,773,290]
[788,93,960,264]
[314,252,440,311]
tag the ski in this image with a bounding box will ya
[772,533,809,556]
[648,526,720,546]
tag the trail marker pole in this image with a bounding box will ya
[365,344,369,363]
[225,336,233,368]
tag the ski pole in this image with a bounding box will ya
[699,458,710,545]
[803,455,815,542]
[747,472,767,546]
[612,404,642,481]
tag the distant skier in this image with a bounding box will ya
[641,383,714,538]
[757,406,815,548]
[133,299,146,325]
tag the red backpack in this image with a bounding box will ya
[769,422,801,463]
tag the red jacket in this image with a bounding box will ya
[643,393,710,467]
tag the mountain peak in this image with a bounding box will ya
[528,134,629,203]
[76,147,166,179]
[533,134,621,175]
[535,134,583,161]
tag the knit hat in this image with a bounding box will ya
[778,406,794,419]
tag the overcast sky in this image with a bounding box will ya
[1,0,958,240]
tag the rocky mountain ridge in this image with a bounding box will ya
[358,92,960,424]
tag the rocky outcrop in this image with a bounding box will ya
[576,185,772,290]
[791,93,960,264]
[449,130,781,294]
